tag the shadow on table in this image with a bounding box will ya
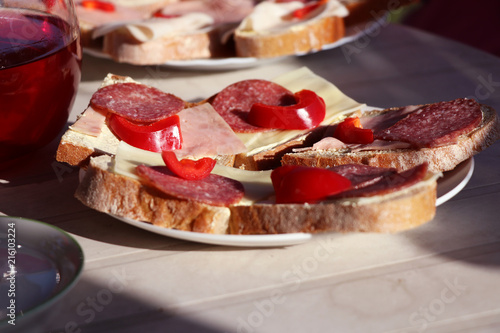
[41,278,230,333]
[402,188,500,267]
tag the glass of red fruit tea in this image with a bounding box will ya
[0,0,81,164]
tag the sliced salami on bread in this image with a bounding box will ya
[56,74,246,168]
[281,101,500,173]
[206,67,365,170]
[56,67,365,169]
[75,143,439,234]
[56,66,500,236]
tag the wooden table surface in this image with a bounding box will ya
[1,23,500,333]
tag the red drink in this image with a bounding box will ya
[0,8,81,162]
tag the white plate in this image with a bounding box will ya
[83,47,285,70]
[436,157,474,206]
[83,20,368,70]
[0,217,84,332]
[115,217,312,247]
[111,158,473,247]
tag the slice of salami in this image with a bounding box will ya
[332,163,429,198]
[136,165,245,207]
[90,83,185,123]
[376,98,483,148]
[360,105,422,137]
[329,164,397,189]
[210,79,295,133]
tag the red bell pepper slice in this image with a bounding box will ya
[293,0,328,19]
[153,11,182,19]
[108,114,182,153]
[247,89,326,130]
[333,117,374,144]
[81,0,115,12]
[161,151,216,180]
[43,0,56,9]
[280,0,328,20]
[271,165,351,204]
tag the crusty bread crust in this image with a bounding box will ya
[281,105,500,173]
[234,15,345,58]
[76,155,230,234]
[76,155,437,235]
[229,180,436,234]
[56,141,96,168]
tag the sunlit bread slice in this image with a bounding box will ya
[56,74,235,168]
[76,155,230,234]
[101,24,234,64]
[234,2,346,58]
[229,177,436,234]
[76,155,438,235]
[57,74,142,167]
[281,105,500,173]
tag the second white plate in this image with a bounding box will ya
[83,18,368,70]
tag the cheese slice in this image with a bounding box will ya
[114,142,275,205]
[237,67,365,154]
[114,141,164,179]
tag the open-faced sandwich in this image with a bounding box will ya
[76,0,418,64]
[56,68,500,235]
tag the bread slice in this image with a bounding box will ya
[234,1,347,58]
[281,104,500,173]
[101,17,235,65]
[214,67,365,170]
[56,74,137,167]
[76,155,230,234]
[57,67,364,170]
[229,177,436,234]
[76,153,438,235]
[56,73,239,168]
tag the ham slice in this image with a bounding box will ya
[69,106,107,137]
[312,137,346,150]
[175,103,247,159]
[310,138,410,151]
